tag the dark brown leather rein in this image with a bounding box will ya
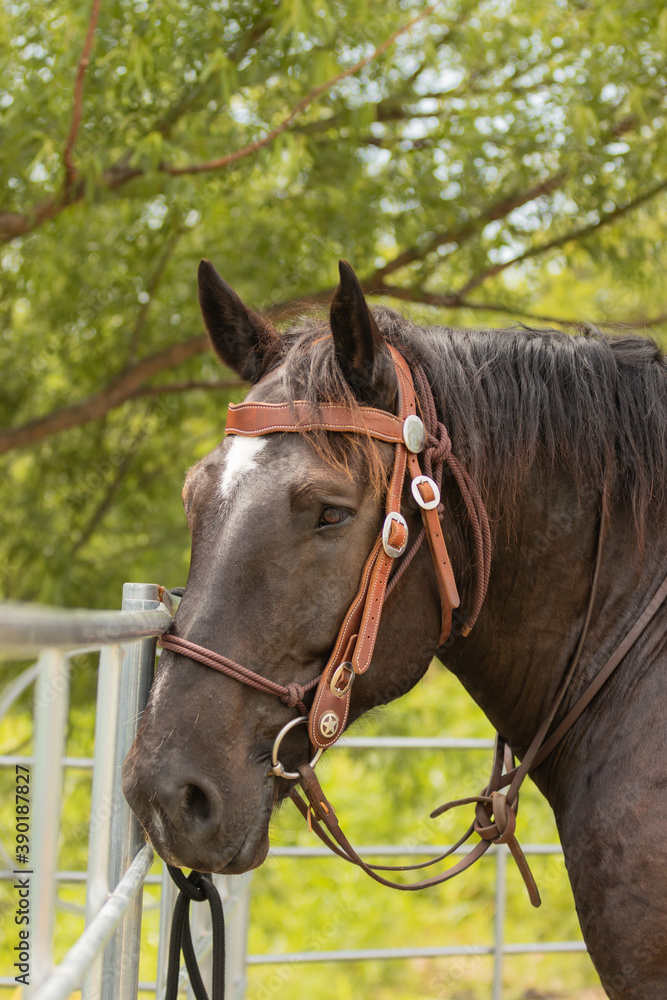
[159,347,667,907]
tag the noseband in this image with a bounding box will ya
[158,346,667,905]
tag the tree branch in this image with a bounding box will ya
[125,222,184,363]
[453,179,667,298]
[164,5,435,177]
[0,334,209,455]
[0,165,142,242]
[371,170,568,282]
[458,301,667,329]
[372,284,667,330]
[0,6,435,242]
[63,0,103,184]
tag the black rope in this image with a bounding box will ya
[164,866,225,1000]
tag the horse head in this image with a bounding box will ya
[122,261,452,873]
[122,277,667,997]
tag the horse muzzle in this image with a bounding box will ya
[122,755,278,874]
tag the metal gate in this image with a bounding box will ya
[0,584,588,999]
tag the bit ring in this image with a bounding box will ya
[269,716,322,780]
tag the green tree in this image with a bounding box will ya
[0,0,665,606]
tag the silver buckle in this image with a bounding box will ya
[269,716,323,780]
[403,414,426,453]
[382,511,408,558]
[411,475,440,510]
[329,662,355,697]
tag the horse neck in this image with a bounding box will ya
[439,465,665,802]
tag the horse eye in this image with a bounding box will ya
[317,506,350,528]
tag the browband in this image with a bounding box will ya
[226,400,405,443]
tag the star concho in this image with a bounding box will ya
[319,711,340,739]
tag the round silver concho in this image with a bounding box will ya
[269,716,323,780]
[403,414,426,453]
[319,711,340,739]
[411,474,440,510]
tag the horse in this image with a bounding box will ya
[123,259,667,999]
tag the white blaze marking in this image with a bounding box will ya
[220,435,268,499]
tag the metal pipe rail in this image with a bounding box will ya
[0,584,183,1000]
[31,845,155,1000]
[0,593,175,659]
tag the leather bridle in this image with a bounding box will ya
[159,346,667,907]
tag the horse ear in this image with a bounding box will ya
[198,259,280,383]
[329,260,397,409]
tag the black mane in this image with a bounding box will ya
[279,307,667,528]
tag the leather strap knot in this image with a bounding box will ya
[474,791,517,845]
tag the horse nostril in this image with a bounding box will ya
[183,783,212,824]
[144,776,220,836]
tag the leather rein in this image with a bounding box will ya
[159,346,667,907]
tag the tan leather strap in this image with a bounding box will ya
[307,347,461,747]
[407,448,459,641]
[351,346,412,675]
[308,349,414,746]
[308,540,383,750]
[226,400,404,442]
[393,349,459,642]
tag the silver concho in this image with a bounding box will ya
[403,414,426,453]
[319,711,340,739]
